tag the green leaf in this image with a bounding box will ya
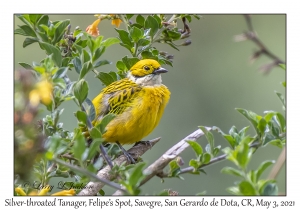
[166,30,181,40]
[52,20,70,44]
[53,78,66,89]
[72,57,82,74]
[92,46,106,62]
[221,167,244,178]
[141,51,156,59]
[137,38,150,47]
[81,49,91,64]
[223,134,236,148]
[23,37,39,48]
[19,62,33,70]
[128,162,146,186]
[19,25,37,37]
[72,129,86,162]
[94,60,112,68]
[168,159,181,177]
[88,138,103,161]
[136,15,145,26]
[90,127,102,139]
[144,16,159,38]
[74,79,89,105]
[130,26,143,42]
[166,42,179,51]
[153,15,162,27]
[75,110,87,125]
[39,42,62,67]
[186,140,203,156]
[236,108,259,134]
[239,180,257,195]
[115,29,133,47]
[29,14,43,25]
[275,113,286,132]
[116,60,127,71]
[261,183,278,195]
[264,111,276,122]
[189,159,200,170]
[14,28,27,36]
[278,63,286,70]
[281,81,286,87]
[37,15,49,27]
[122,56,140,70]
[257,118,267,135]
[200,153,211,164]
[256,160,275,181]
[198,126,214,155]
[126,14,134,20]
[79,62,93,79]
[53,67,68,79]
[263,133,278,146]
[101,37,120,47]
[267,139,284,148]
[213,145,221,156]
[195,191,207,196]
[97,113,116,134]
[236,143,251,169]
[229,126,238,136]
[96,72,115,86]
[83,98,96,122]
[227,186,241,195]
[275,92,285,107]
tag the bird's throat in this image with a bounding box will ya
[127,72,162,86]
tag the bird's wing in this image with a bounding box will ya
[93,78,142,123]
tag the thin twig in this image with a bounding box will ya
[77,137,161,195]
[235,15,285,74]
[243,14,285,65]
[53,157,126,193]
[268,146,286,180]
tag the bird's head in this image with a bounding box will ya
[127,59,168,86]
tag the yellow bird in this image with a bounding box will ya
[92,59,170,162]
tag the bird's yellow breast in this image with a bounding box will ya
[102,85,170,144]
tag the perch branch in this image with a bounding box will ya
[112,128,211,195]
[77,137,161,195]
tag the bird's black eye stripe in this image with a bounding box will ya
[144,66,150,70]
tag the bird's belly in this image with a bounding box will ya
[103,86,169,144]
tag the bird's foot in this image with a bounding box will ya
[117,141,136,164]
[133,140,153,148]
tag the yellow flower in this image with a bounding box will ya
[15,187,76,196]
[15,187,26,196]
[29,79,53,106]
[51,189,76,196]
[38,185,52,195]
[86,19,100,37]
[111,18,122,28]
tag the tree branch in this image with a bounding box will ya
[53,158,126,193]
[235,15,285,74]
[268,146,286,180]
[77,137,161,195]
[112,128,211,195]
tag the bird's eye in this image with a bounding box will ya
[144,66,150,71]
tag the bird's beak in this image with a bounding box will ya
[153,67,168,74]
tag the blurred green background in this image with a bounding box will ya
[14,14,286,195]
